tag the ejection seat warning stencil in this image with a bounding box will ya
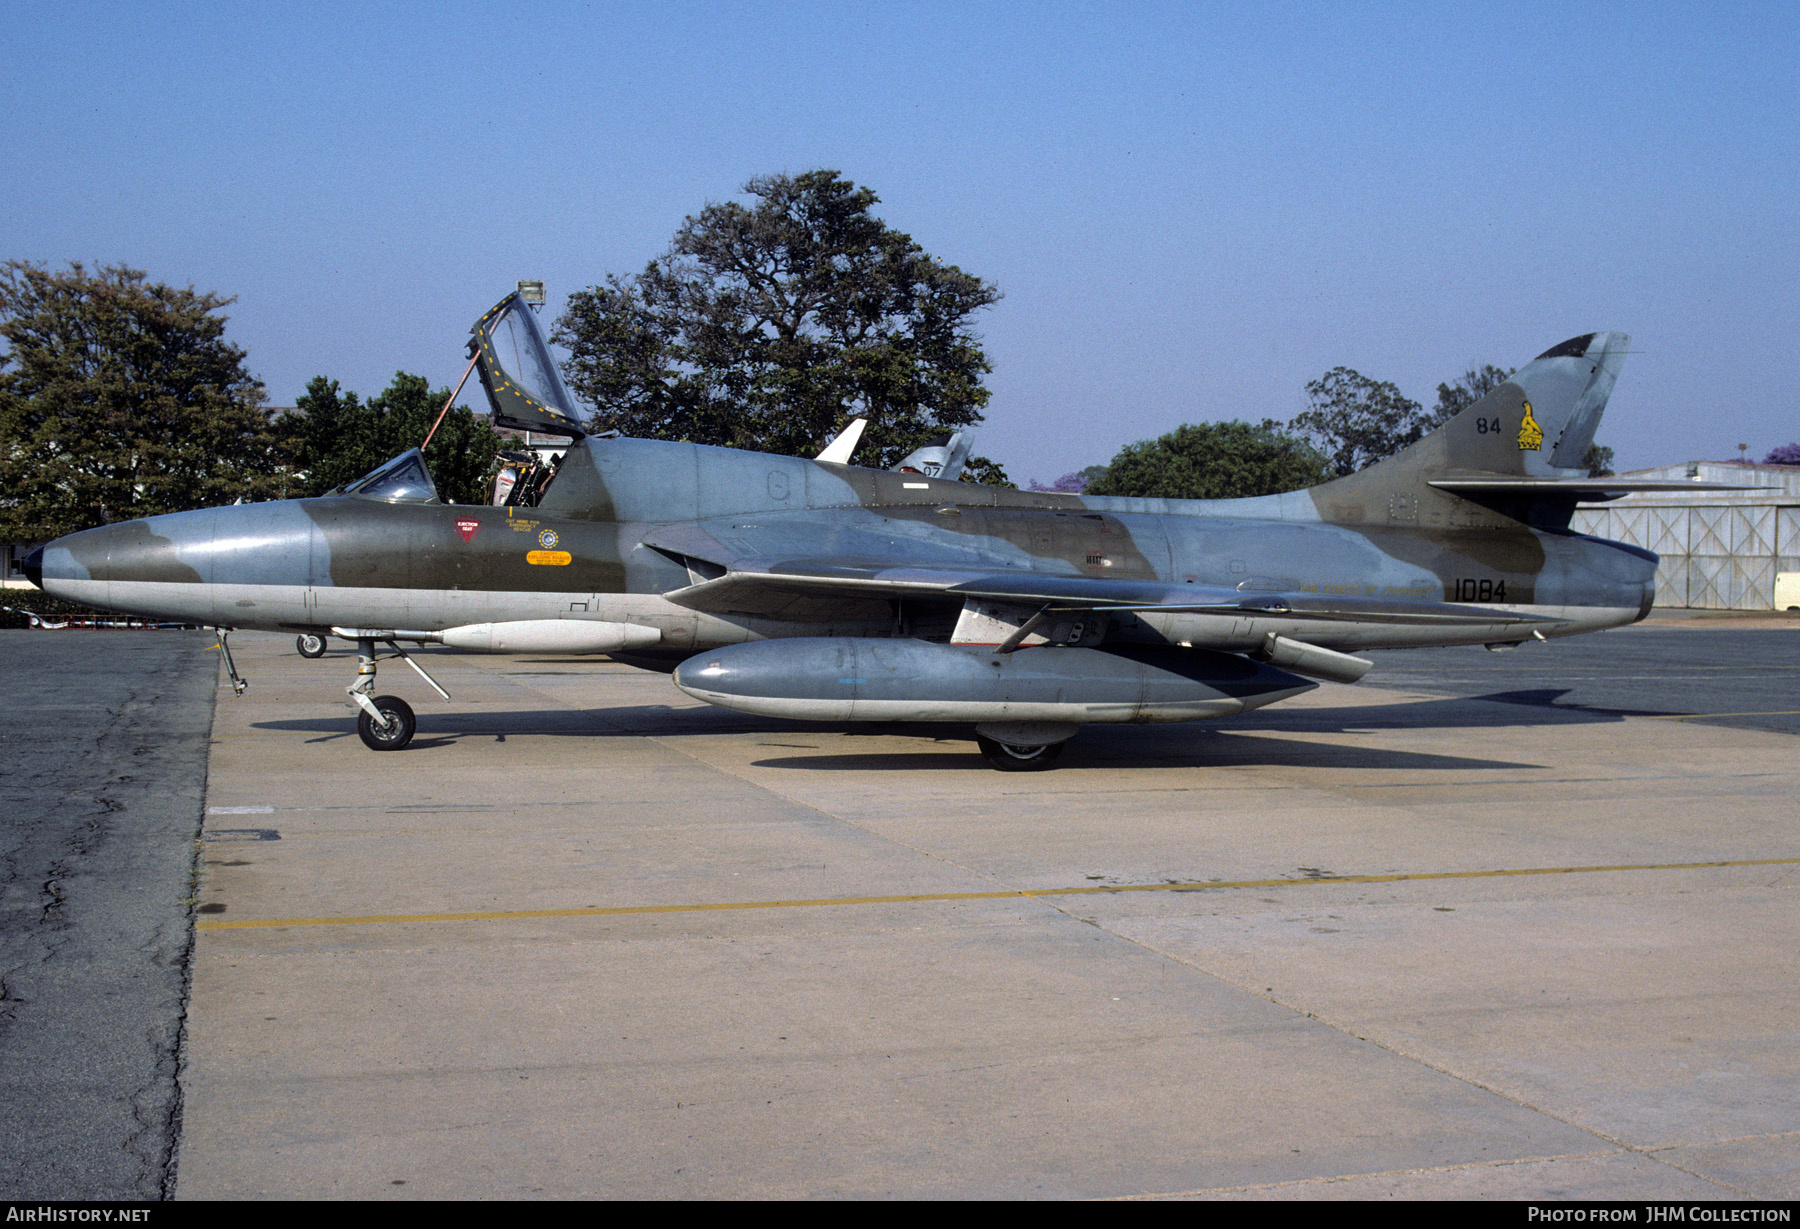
[455,518,481,543]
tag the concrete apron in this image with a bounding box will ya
[175,632,1799,1199]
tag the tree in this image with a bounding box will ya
[1432,363,1515,428]
[1028,465,1107,493]
[1288,368,1433,478]
[1297,359,1616,479]
[1084,420,1330,500]
[1764,443,1800,466]
[0,261,288,540]
[1438,362,1617,475]
[553,170,1008,480]
[279,372,502,504]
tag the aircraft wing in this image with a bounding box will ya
[655,546,1551,630]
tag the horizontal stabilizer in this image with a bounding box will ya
[1430,476,1769,501]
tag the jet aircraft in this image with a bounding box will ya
[26,294,1724,769]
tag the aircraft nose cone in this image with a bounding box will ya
[22,546,43,589]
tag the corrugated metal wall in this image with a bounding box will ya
[1570,463,1800,610]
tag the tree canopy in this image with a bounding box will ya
[1029,465,1108,493]
[279,372,501,504]
[1432,363,1515,427]
[1287,368,1435,479]
[553,170,1008,480]
[0,261,287,539]
[1437,362,1614,476]
[1292,360,1616,479]
[1084,420,1330,500]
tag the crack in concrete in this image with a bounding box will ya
[1065,908,1757,1198]
[0,632,215,1200]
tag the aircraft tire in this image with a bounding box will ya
[976,734,1064,771]
[296,633,328,658]
[357,695,416,751]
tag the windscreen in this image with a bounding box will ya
[340,449,441,503]
[471,293,586,438]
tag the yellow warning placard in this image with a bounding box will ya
[526,550,572,566]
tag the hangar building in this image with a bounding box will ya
[1571,462,1800,611]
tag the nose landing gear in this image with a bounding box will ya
[344,636,450,751]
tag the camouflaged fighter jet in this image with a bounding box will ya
[27,293,1718,769]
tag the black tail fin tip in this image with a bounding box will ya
[1536,334,1598,360]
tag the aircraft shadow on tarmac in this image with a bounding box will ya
[1237,687,1680,731]
[244,684,1668,772]
[261,683,1648,741]
[253,686,1648,741]
[747,742,1543,773]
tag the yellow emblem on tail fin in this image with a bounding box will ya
[1517,401,1544,451]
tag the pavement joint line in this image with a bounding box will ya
[639,715,1033,920]
[195,855,1800,931]
[1105,1147,1637,1199]
[1000,769,1799,795]
[1636,1147,1756,1198]
[206,800,666,814]
[1112,1143,1749,1200]
[1073,908,1754,1191]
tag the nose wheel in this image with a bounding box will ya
[296,633,328,658]
[356,695,416,750]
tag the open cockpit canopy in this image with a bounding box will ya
[337,448,442,503]
[471,292,586,439]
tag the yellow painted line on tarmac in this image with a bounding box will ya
[196,856,1800,932]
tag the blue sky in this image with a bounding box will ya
[5,0,1795,481]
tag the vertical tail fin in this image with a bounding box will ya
[1477,332,1630,475]
[1308,332,1631,525]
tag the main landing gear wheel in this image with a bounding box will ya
[357,695,416,751]
[976,734,1064,771]
[296,633,328,658]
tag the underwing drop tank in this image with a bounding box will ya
[672,638,1316,725]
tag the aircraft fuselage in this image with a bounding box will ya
[35,433,1655,657]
